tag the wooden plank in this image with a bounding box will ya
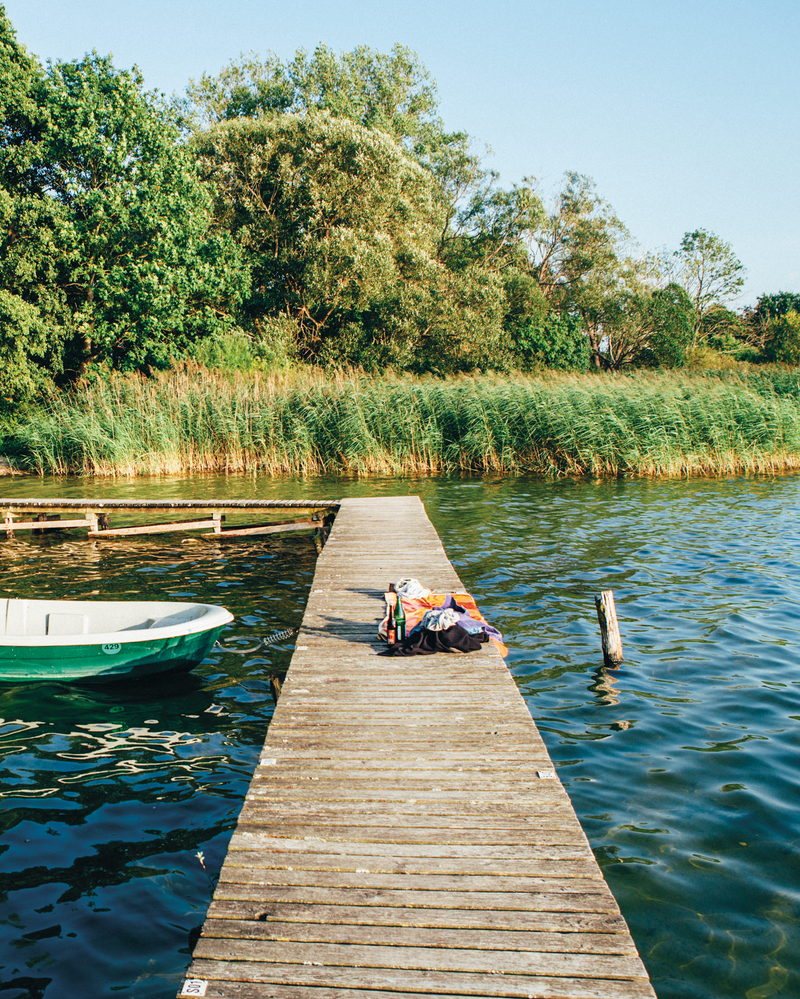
[212,869,611,894]
[240,803,577,820]
[209,884,619,914]
[178,984,648,999]
[237,811,581,831]
[186,961,656,999]
[179,496,655,999]
[89,517,220,537]
[202,519,320,539]
[217,853,605,881]
[231,826,589,847]
[4,518,93,530]
[200,917,637,955]
[192,937,648,980]
[206,901,629,936]
[0,497,339,510]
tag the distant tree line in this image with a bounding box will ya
[0,6,797,412]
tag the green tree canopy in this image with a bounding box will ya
[751,291,800,322]
[192,112,445,359]
[186,44,441,149]
[674,228,745,345]
[763,309,800,364]
[5,51,246,377]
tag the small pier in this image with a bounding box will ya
[0,497,338,540]
[181,496,655,998]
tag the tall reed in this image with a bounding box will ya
[6,366,800,477]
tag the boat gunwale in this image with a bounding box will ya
[0,600,234,648]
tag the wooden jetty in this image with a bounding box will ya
[180,495,655,999]
[0,497,338,540]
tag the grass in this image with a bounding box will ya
[5,365,800,477]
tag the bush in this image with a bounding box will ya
[188,316,298,372]
[511,311,590,371]
[763,309,800,364]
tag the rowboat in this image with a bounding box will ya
[0,598,233,682]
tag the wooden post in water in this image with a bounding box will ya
[269,675,282,702]
[595,589,624,667]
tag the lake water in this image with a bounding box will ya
[0,472,798,999]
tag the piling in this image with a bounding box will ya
[595,589,624,667]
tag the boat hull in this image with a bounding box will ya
[0,628,231,683]
[0,625,227,682]
[0,598,234,682]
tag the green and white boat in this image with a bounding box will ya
[0,598,233,682]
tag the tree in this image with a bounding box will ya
[751,291,800,322]
[438,176,543,273]
[743,292,800,360]
[192,112,444,358]
[0,6,46,193]
[526,172,628,307]
[187,42,547,372]
[0,289,57,410]
[605,282,697,369]
[640,283,696,367]
[7,52,246,376]
[185,44,441,150]
[673,229,745,345]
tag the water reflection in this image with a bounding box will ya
[589,665,622,706]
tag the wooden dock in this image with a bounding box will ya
[180,496,656,999]
[0,497,338,540]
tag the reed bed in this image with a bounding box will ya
[6,366,800,477]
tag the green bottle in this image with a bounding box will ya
[394,587,406,642]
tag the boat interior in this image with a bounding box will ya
[0,598,209,638]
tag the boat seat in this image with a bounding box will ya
[5,599,30,636]
[47,613,90,637]
[121,619,156,631]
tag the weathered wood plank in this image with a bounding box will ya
[192,937,649,981]
[220,852,599,879]
[202,519,320,538]
[211,869,612,894]
[183,985,636,999]
[186,960,657,999]
[206,901,629,936]
[231,826,591,847]
[208,884,621,915]
[237,810,581,830]
[218,855,602,878]
[90,517,219,537]
[4,517,94,531]
[199,917,638,955]
[228,837,591,860]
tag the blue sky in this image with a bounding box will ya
[5,0,798,306]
